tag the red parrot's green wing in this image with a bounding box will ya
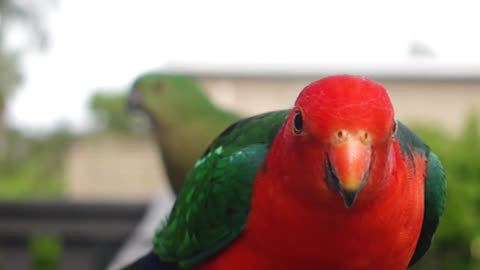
[153,110,289,269]
[394,122,447,267]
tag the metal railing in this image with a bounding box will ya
[0,200,146,270]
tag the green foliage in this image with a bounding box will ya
[0,128,72,199]
[0,2,58,199]
[0,0,54,100]
[0,50,22,101]
[30,234,63,270]
[89,92,131,133]
[411,114,480,270]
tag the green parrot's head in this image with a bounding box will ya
[127,72,212,125]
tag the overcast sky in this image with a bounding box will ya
[6,0,480,133]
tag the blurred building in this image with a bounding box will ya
[65,134,167,201]
[66,63,480,201]
[182,62,480,134]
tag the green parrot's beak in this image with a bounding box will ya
[127,89,144,112]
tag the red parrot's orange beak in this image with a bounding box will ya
[326,132,372,208]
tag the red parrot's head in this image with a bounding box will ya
[277,75,396,208]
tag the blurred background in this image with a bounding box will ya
[1,0,480,269]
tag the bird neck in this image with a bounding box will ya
[243,141,424,269]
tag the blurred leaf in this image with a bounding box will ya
[30,234,63,270]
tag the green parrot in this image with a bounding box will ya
[127,73,239,193]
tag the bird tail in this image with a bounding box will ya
[120,251,176,270]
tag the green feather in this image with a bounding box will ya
[394,122,447,267]
[153,110,289,269]
[409,151,446,267]
[129,73,239,193]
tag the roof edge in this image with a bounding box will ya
[159,61,480,81]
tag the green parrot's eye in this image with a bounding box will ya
[293,110,303,134]
[153,81,165,93]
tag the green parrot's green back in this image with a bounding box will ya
[153,110,289,268]
[128,73,239,193]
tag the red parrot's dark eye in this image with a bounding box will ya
[293,110,303,134]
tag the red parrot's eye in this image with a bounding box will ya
[392,121,398,136]
[293,110,303,134]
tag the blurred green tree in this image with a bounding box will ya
[0,0,54,141]
[0,127,73,198]
[411,113,480,270]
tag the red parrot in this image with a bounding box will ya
[122,75,446,270]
